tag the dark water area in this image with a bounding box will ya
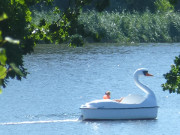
[0,43,180,135]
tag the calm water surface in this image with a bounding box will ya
[0,43,180,135]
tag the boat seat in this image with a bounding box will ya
[120,94,146,104]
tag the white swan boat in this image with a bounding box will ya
[80,68,158,120]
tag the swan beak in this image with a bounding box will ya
[145,73,153,76]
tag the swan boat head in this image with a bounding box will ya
[133,68,154,95]
[134,68,153,77]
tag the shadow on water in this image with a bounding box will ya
[80,118,158,124]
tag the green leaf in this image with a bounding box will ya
[0,87,2,94]
[25,9,32,22]
[0,31,2,42]
[10,63,25,77]
[0,48,7,65]
[0,66,7,79]
[18,0,25,5]
[0,79,3,93]
[11,0,14,4]
[53,7,60,14]
[0,13,8,21]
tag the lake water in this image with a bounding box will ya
[0,43,180,135]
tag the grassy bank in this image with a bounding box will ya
[31,10,180,43]
[78,11,180,43]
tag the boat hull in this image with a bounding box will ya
[80,107,158,120]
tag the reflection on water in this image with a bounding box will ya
[0,43,180,135]
[0,119,79,125]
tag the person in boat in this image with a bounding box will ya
[103,91,123,102]
[103,91,111,99]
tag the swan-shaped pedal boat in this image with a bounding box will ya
[80,68,158,120]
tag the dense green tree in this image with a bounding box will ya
[162,55,180,94]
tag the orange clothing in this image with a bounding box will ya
[103,95,110,99]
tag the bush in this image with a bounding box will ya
[69,34,84,47]
[78,10,180,43]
